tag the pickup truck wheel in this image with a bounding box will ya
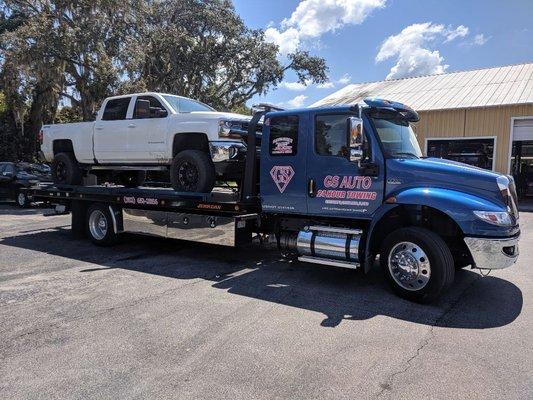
[52,152,82,185]
[16,191,29,208]
[117,171,146,188]
[170,150,215,193]
[86,204,118,246]
[380,227,454,303]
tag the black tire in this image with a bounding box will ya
[15,190,29,208]
[117,171,146,188]
[170,150,215,193]
[86,203,119,246]
[52,152,82,185]
[380,227,454,303]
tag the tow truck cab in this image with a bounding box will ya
[256,98,519,300]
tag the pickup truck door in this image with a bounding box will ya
[93,97,133,163]
[306,112,385,219]
[128,95,169,163]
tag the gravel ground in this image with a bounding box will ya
[0,202,531,399]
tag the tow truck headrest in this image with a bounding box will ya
[363,97,419,122]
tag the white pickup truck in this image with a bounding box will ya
[41,92,252,192]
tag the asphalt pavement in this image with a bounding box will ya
[0,202,531,399]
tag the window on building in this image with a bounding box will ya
[315,114,349,157]
[269,115,299,156]
[102,98,131,121]
[426,138,495,170]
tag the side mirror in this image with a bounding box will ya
[151,107,168,118]
[348,117,364,164]
[135,99,151,119]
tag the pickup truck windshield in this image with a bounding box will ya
[370,112,422,159]
[163,95,215,113]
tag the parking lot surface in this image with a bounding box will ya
[0,203,531,399]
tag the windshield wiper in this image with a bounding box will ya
[390,152,420,159]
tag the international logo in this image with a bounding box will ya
[270,166,295,193]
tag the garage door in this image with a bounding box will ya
[513,119,533,141]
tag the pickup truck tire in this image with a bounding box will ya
[117,171,146,188]
[86,204,118,246]
[170,150,215,193]
[52,152,82,186]
[15,190,29,208]
[380,227,454,303]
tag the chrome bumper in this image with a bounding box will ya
[464,235,520,270]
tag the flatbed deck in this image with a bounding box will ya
[25,184,260,216]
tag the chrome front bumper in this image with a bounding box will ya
[464,235,520,270]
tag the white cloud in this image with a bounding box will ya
[473,33,489,45]
[317,81,336,89]
[264,27,300,55]
[376,22,476,80]
[266,0,386,55]
[444,25,469,42]
[287,94,308,108]
[282,0,387,38]
[337,74,352,84]
[279,80,310,91]
[316,74,352,89]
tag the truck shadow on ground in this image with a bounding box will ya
[0,224,523,329]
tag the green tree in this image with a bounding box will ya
[122,0,327,110]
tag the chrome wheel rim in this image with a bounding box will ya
[388,241,431,291]
[88,210,108,240]
[17,193,26,206]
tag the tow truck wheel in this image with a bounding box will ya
[380,227,454,303]
[170,150,215,193]
[86,204,118,246]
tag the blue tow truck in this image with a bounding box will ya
[25,98,520,303]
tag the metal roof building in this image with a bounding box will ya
[313,63,533,196]
[312,63,533,111]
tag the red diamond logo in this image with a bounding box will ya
[270,166,295,193]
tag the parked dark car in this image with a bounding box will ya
[0,162,52,207]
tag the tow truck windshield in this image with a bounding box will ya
[370,111,422,159]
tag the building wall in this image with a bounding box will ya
[414,104,533,173]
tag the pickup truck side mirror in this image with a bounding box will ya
[135,99,151,119]
[348,117,364,164]
[151,107,168,118]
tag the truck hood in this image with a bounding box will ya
[386,157,505,205]
[183,111,251,122]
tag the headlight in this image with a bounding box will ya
[473,210,513,226]
[218,120,234,137]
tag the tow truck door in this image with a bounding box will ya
[306,111,385,219]
[260,112,308,214]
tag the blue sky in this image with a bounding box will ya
[233,0,533,108]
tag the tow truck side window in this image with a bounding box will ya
[315,114,349,157]
[102,97,131,121]
[269,115,299,156]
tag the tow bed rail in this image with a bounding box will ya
[25,184,260,215]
